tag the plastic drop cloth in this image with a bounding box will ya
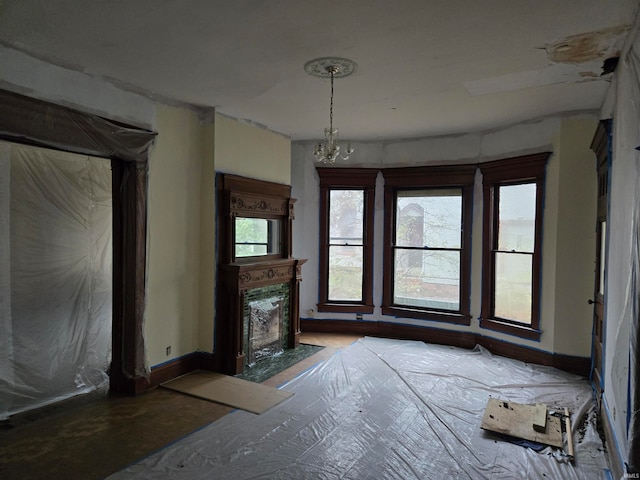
[0,140,112,420]
[109,337,608,480]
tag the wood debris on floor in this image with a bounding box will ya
[481,397,575,459]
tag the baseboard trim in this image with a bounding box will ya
[149,351,216,389]
[301,319,590,377]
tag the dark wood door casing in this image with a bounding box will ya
[590,120,610,397]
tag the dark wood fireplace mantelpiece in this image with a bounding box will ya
[219,258,306,374]
[215,173,306,375]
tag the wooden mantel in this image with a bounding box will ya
[218,258,307,374]
[215,173,306,375]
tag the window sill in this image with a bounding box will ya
[317,303,374,314]
[479,317,541,341]
[381,306,471,325]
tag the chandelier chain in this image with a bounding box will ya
[329,70,334,134]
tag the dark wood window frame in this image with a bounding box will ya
[381,164,476,325]
[479,153,550,341]
[317,167,378,314]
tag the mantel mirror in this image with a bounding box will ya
[234,217,281,259]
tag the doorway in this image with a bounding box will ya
[0,142,113,418]
[0,88,155,400]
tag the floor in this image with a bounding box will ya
[107,336,609,480]
[0,333,361,480]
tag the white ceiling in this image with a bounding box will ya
[0,0,637,140]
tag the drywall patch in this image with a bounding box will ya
[546,25,629,65]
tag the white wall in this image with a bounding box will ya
[292,114,598,357]
[0,45,154,129]
[602,18,640,466]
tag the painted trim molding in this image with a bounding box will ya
[300,319,590,377]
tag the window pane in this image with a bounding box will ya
[498,184,536,252]
[393,249,460,310]
[330,190,364,244]
[396,189,461,248]
[328,245,363,301]
[236,244,267,257]
[494,252,532,323]
[236,217,267,242]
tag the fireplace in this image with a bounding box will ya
[215,173,306,375]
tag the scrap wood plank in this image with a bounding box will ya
[533,403,547,432]
[481,398,563,448]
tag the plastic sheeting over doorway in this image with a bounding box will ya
[109,337,608,480]
[0,140,112,419]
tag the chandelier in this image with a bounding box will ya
[304,57,357,164]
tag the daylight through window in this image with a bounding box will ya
[393,189,462,311]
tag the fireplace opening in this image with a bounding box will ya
[247,297,284,367]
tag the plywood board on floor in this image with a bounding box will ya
[481,398,563,448]
[161,370,293,414]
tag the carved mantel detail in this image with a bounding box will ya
[229,192,290,216]
[221,259,306,292]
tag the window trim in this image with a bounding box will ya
[317,167,378,314]
[479,153,550,340]
[381,165,476,325]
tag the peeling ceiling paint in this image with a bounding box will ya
[546,25,630,65]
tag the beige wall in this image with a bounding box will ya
[551,118,598,356]
[145,105,211,367]
[214,114,291,184]
[144,110,291,368]
[198,121,216,354]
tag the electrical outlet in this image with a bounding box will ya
[356,313,363,320]
[166,346,171,356]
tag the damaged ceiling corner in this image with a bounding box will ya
[545,24,630,65]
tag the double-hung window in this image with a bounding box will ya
[382,165,475,324]
[479,153,550,340]
[317,168,377,313]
